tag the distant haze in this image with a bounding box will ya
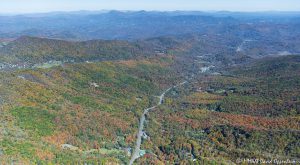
[0,0,300,14]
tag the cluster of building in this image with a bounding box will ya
[0,62,28,70]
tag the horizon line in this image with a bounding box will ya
[1,9,300,16]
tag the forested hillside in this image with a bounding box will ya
[1,31,300,67]
[139,55,300,164]
[0,55,185,164]
[0,36,155,64]
[0,36,299,164]
[0,11,299,165]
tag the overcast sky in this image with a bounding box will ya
[1,0,300,14]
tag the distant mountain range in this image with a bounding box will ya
[0,11,300,69]
[0,11,300,40]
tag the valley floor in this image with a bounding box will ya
[0,54,299,164]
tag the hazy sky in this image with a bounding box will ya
[1,0,300,13]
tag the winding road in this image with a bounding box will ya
[129,81,187,165]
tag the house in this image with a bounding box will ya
[142,131,148,139]
[90,82,99,88]
[139,150,146,157]
[61,144,79,151]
